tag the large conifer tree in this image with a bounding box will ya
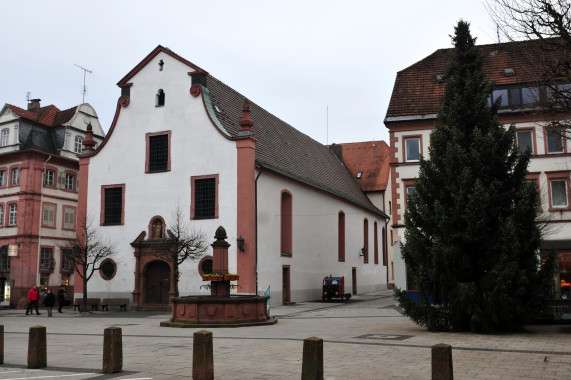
[394,21,554,332]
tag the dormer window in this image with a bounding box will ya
[156,89,165,107]
[1,129,9,147]
[356,172,363,179]
[74,136,84,153]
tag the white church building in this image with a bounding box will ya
[77,46,389,309]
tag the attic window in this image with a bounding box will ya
[356,172,363,179]
[159,60,164,71]
[156,89,165,107]
[504,68,515,77]
[435,75,445,83]
[214,104,221,113]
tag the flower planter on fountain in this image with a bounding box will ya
[161,226,277,328]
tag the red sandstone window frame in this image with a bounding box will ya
[63,170,77,192]
[402,179,417,210]
[526,172,542,212]
[382,227,387,266]
[515,127,537,155]
[43,166,58,188]
[338,211,345,262]
[374,221,379,264]
[544,126,567,154]
[60,248,75,273]
[190,174,219,220]
[0,168,7,188]
[403,135,423,162]
[363,218,369,263]
[145,131,172,173]
[280,190,293,257]
[100,184,126,226]
[99,258,117,281]
[42,202,57,229]
[39,245,55,273]
[7,201,18,226]
[0,202,4,227]
[62,205,77,231]
[9,165,20,187]
[546,171,571,211]
[198,255,214,276]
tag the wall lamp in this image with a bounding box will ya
[237,236,245,252]
[360,247,366,257]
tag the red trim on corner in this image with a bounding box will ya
[363,218,369,263]
[338,211,345,262]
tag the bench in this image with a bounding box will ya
[74,298,101,311]
[101,298,129,312]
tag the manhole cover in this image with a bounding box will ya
[355,333,412,341]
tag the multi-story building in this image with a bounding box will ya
[78,45,389,309]
[0,100,104,307]
[385,39,571,298]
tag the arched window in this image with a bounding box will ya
[1,129,9,147]
[363,218,369,263]
[74,135,84,153]
[281,191,292,257]
[374,221,379,264]
[338,211,345,261]
[156,89,165,107]
[382,227,387,266]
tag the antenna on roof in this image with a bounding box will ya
[26,92,31,103]
[326,105,329,145]
[74,63,93,103]
[496,24,501,44]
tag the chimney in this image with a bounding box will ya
[28,99,41,110]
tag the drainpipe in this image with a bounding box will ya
[37,155,52,288]
[254,167,264,296]
[385,218,390,289]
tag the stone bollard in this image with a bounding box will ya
[432,343,453,380]
[193,330,214,380]
[28,325,47,369]
[102,327,122,374]
[301,336,323,380]
[0,325,4,365]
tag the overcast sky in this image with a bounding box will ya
[1,1,500,145]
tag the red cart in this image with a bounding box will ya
[322,276,351,301]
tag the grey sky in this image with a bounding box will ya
[1,1,499,145]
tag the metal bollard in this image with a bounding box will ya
[193,330,214,380]
[102,327,123,373]
[301,336,323,380]
[28,325,47,369]
[432,343,453,380]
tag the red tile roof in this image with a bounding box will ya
[328,141,390,192]
[7,104,77,127]
[385,39,571,119]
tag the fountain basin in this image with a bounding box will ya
[160,295,278,328]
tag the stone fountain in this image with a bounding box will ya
[161,226,277,327]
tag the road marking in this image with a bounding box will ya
[2,373,92,380]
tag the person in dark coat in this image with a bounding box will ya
[26,284,40,315]
[57,285,66,313]
[43,289,56,317]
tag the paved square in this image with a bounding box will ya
[1,291,570,379]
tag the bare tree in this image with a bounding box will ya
[487,0,571,132]
[60,215,116,312]
[154,207,209,298]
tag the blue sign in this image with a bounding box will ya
[265,284,270,316]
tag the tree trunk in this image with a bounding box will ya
[81,273,89,312]
[173,260,179,298]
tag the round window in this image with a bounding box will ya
[201,259,213,275]
[100,260,117,280]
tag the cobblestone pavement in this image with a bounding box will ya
[1,291,570,379]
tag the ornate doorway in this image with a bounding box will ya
[145,261,171,304]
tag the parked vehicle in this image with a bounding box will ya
[322,276,351,301]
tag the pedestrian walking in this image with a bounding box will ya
[43,289,56,317]
[57,285,66,313]
[26,284,40,315]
